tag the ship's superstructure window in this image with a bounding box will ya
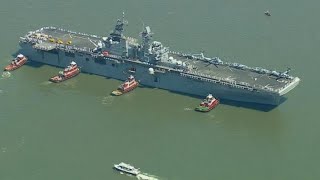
[47,50,58,54]
[94,58,106,65]
[102,12,129,57]
[37,50,44,59]
[128,67,136,73]
[65,52,75,57]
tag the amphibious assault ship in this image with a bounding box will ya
[18,13,300,105]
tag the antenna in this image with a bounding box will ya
[122,12,128,26]
[200,50,205,59]
[139,18,146,39]
[140,18,145,32]
[284,67,291,74]
[111,12,128,36]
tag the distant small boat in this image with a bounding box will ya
[4,54,27,71]
[264,10,271,16]
[113,162,140,176]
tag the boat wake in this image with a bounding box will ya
[183,107,193,111]
[101,95,115,106]
[117,172,162,180]
[1,71,11,79]
[41,81,53,85]
[62,80,78,88]
[207,114,216,119]
[136,173,161,180]
[114,162,164,180]
[1,146,7,153]
[205,114,225,124]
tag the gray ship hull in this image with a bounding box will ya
[20,43,285,105]
[17,16,300,107]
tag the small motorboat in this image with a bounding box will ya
[113,162,140,176]
[111,75,139,96]
[4,54,27,71]
[195,94,219,112]
[49,61,80,83]
[264,10,271,16]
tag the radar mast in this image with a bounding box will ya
[140,26,153,55]
[110,12,128,38]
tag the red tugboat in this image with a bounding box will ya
[4,54,28,71]
[49,61,80,83]
[111,75,139,96]
[195,94,219,112]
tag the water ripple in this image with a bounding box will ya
[101,95,115,106]
[1,71,11,79]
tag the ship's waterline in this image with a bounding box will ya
[18,14,300,106]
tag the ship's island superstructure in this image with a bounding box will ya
[18,13,300,105]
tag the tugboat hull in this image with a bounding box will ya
[111,90,123,96]
[4,58,27,71]
[49,69,80,83]
[111,81,139,96]
[195,99,219,112]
